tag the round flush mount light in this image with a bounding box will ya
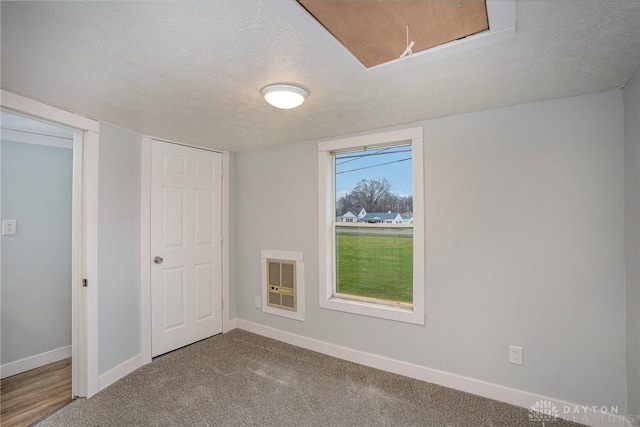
[261,84,309,109]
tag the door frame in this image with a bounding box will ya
[0,89,100,397]
[139,136,231,365]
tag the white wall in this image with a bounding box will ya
[0,140,73,364]
[98,123,141,374]
[625,67,640,426]
[233,90,627,411]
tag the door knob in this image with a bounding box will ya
[153,256,164,264]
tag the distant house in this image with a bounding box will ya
[360,211,403,224]
[337,208,366,222]
[338,211,358,222]
[338,209,406,224]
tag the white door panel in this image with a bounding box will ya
[151,140,222,357]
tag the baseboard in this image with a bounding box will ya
[236,319,627,427]
[1,345,71,379]
[98,354,142,391]
[100,319,238,390]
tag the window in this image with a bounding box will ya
[318,127,424,324]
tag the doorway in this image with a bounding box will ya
[0,111,74,425]
[0,90,100,400]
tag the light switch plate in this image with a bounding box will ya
[2,220,16,235]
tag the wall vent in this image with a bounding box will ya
[267,259,296,311]
[260,249,305,321]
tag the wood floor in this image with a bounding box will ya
[0,358,72,427]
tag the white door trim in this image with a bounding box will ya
[220,151,231,332]
[1,89,100,397]
[140,137,152,364]
[139,137,230,365]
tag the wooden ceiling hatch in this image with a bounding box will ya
[298,0,489,69]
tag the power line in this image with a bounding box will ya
[335,147,411,163]
[336,147,391,166]
[336,157,411,175]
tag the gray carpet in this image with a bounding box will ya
[37,330,583,427]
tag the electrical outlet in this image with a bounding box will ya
[254,296,261,309]
[2,220,16,235]
[509,345,523,365]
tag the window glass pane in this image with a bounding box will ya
[333,144,414,303]
[335,226,413,303]
[335,145,413,223]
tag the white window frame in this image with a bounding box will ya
[318,127,425,325]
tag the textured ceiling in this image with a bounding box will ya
[1,1,639,152]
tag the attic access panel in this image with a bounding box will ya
[297,0,489,69]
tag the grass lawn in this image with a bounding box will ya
[336,233,413,303]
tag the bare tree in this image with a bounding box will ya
[352,178,392,212]
[336,192,358,216]
[337,179,412,215]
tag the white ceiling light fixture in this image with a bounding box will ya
[261,84,309,109]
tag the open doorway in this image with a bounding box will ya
[0,110,75,425]
[0,90,101,425]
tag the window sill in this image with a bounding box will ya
[319,295,424,325]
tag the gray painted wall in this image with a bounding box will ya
[98,123,141,374]
[1,140,73,364]
[233,90,627,410]
[625,67,640,425]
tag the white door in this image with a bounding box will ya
[151,140,223,357]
